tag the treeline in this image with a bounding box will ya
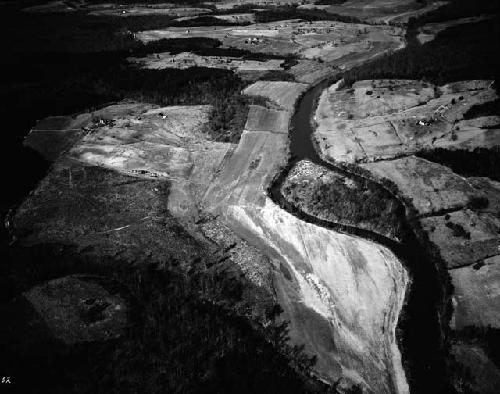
[1,165,325,393]
[253,5,363,24]
[311,175,404,239]
[280,167,405,240]
[417,147,500,182]
[2,51,255,145]
[2,33,300,146]
[133,37,223,56]
[409,0,499,25]
[85,0,215,5]
[172,15,251,27]
[343,18,499,86]
[135,37,292,61]
[464,98,500,119]
[1,242,323,394]
[1,8,179,54]
[314,0,348,5]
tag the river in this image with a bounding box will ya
[266,76,449,393]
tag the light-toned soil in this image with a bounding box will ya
[66,104,215,179]
[201,81,307,211]
[202,129,289,210]
[199,80,409,392]
[18,70,412,391]
[223,198,409,393]
[288,59,336,85]
[314,78,500,370]
[25,103,234,222]
[242,80,308,111]
[244,105,290,133]
[135,19,404,88]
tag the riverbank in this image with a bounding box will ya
[5,27,416,392]
[311,77,500,392]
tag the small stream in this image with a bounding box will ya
[268,79,451,393]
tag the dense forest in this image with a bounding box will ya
[0,4,328,392]
[1,257,323,393]
[0,163,329,393]
[281,170,405,240]
[1,239,324,393]
[410,0,499,24]
[343,18,499,86]
[0,8,265,221]
[418,147,500,182]
[1,1,499,392]
[253,5,362,24]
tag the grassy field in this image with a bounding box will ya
[0,7,266,225]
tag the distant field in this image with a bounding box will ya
[299,0,447,23]
[343,18,499,86]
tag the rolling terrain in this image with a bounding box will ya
[1,0,499,393]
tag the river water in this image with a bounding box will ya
[269,78,449,393]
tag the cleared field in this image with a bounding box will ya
[200,81,302,211]
[299,0,447,24]
[26,103,233,221]
[128,51,284,74]
[200,79,409,392]
[201,79,303,213]
[450,255,500,330]
[135,19,404,88]
[203,129,289,210]
[316,76,500,380]
[314,79,498,164]
[288,59,335,85]
[244,105,290,133]
[214,13,255,23]
[224,198,409,393]
[23,1,212,17]
[88,7,211,18]
[362,156,481,215]
[421,209,500,269]
[242,80,308,110]
[137,19,404,60]
[212,0,315,10]
[65,104,212,177]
